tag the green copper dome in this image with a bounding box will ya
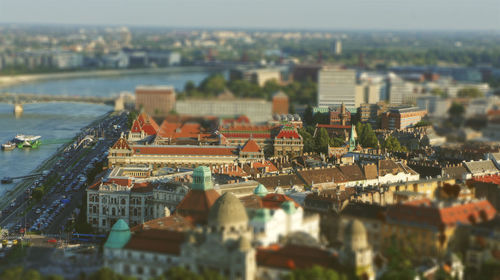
[281,201,297,214]
[254,184,269,197]
[192,166,213,191]
[104,219,131,249]
[252,208,272,223]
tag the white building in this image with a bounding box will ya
[318,67,357,109]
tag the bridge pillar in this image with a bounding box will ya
[13,103,23,118]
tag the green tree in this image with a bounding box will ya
[448,102,465,127]
[382,135,402,152]
[356,122,378,148]
[314,127,330,154]
[88,267,136,280]
[184,80,196,92]
[330,137,345,147]
[298,128,315,153]
[303,105,314,126]
[380,240,417,280]
[283,265,346,280]
[457,87,484,98]
[199,74,226,95]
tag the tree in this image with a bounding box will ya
[457,87,484,98]
[283,265,346,280]
[298,128,314,153]
[199,74,226,95]
[382,135,403,152]
[184,80,196,92]
[88,267,136,280]
[356,122,378,148]
[329,137,345,147]
[379,240,417,280]
[314,127,330,154]
[303,105,314,126]
[448,102,465,127]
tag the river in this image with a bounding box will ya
[0,70,217,196]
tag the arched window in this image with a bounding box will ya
[121,199,126,205]
[112,208,116,216]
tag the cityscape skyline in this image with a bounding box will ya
[0,0,499,31]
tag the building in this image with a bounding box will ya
[108,137,242,168]
[273,126,304,157]
[87,176,154,232]
[272,91,289,115]
[355,83,380,105]
[339,219,375,280]
[387,73,416,105]
[128,112,159,142]
[359,102,387,125]
[230,67,282,86]
[135,86,176,118]
[329,103,351,126]
[383,199,497,259]
[151,181,189,219]
[380,107,427,130]
[318,67,358,109]
[416,95,451,118]
[469,174,500,211]
[176,98,272,123]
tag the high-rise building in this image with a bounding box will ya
[334,40,342,55]
[135,86,176,117]
[318,67,357,109]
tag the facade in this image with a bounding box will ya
[135,86,176,117]
[339,219,375,280]
[359,102,387,125]
[272,91,289,115]
[87,178,154,232]
[318,68,358,109]
[151,181,189,219]
[416,95,451,118]
[176,99,272,123]
[329,103,351,126]
[230,67,282,86]
[273,126,303,157]
[380,107,427,130]
[355,83,380,105]
[108,137,242,168]
[383,199,497,259]
[388,73,415,105]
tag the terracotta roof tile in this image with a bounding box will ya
[257,244,338,270]
[175,189,220,224]
[132,146,236,156]
[241,139,261,153]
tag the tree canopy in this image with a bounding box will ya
[355,122,379,148]
[283,265,348,280]
[457,87,484,98]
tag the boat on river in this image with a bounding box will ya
[1,142,15,151]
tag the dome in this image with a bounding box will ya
[192,166,213,191]
[208,193,248,227]
[281,201,297,214]
[254,184,269,197]
[343,219,368,250]
[104,219,131,249]
[345,219,366,236]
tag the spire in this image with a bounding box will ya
[349,125,356,152]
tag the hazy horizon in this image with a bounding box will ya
[0,0,499,31]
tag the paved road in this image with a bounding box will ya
[0,111,129,237]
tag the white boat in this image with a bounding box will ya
[14,135,42,142]
[1,142,15,151]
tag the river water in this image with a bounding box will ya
[0,71,215,196]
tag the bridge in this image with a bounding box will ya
[1,173,44,184]
[0,92,135,113]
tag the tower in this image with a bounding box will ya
[340,219,375,279]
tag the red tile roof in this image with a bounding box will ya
[157,121,202,139]
[471,174,500,185]
[257,244,338,270]
[317,124,351,129]
[261,193,300,209]
[221,133,271,139]
[135,112,159,135]
[387,199,497,229]
[112,137,131,150]
[131,146,236,156]
[175,189,220,224]
[241,139,261,153]
[125,227,186,255]
[276,127,301,139]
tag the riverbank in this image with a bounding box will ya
[0,65,224,89]
[0,110,113,211]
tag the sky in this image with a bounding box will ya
[0,0,499,31]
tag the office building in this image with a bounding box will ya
[381,107,427,130]
[318,67,357,109]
